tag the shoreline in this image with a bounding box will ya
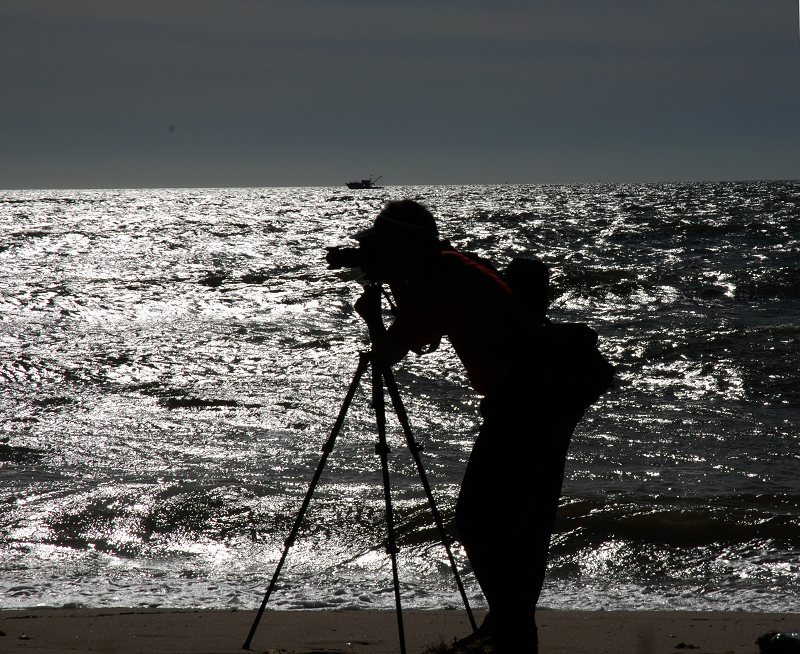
[0,608,797,654]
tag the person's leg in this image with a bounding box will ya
[455,415,537,651]
[455,399,581,653]
[463,475,559,654]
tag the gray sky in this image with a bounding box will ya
[2,0,799,189]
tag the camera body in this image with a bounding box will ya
[325,245,381,281]
[325,246,364,270]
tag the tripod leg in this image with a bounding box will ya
[371,357,407,654]
[382,366,478,632]
[242,352,371,650]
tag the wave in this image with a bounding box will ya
[0,442,43,464]
[10,482,798,561]
[550,265,642,298]
[553,497,800,549]
[0,196,107,205]
[734,268,800,299]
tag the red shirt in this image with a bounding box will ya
[387,250,528,395]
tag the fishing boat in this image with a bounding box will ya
[346,175,383,189]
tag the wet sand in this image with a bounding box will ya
[0,608,796,654]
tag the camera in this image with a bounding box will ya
[325,245,380,280]
[325,246,364,270]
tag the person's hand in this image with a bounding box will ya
[354,285,382,326]
[354,284,408,366]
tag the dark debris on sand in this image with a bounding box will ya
[757,632,800,654]
[423,637,494,654]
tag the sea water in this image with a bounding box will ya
[1,182,798,611]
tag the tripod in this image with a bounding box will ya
[242,350,477,652]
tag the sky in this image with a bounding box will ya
[2,0,799,189]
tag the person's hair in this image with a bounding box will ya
[375,200,440,248]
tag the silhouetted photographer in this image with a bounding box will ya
[338,199,613,654]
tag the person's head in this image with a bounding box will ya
[354,200,441,280]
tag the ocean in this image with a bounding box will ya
[1,182,798,613]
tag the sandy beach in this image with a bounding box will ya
[0,608,796,654]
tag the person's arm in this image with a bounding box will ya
[354,285,410,367]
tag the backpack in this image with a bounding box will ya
[500,256,615,408]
